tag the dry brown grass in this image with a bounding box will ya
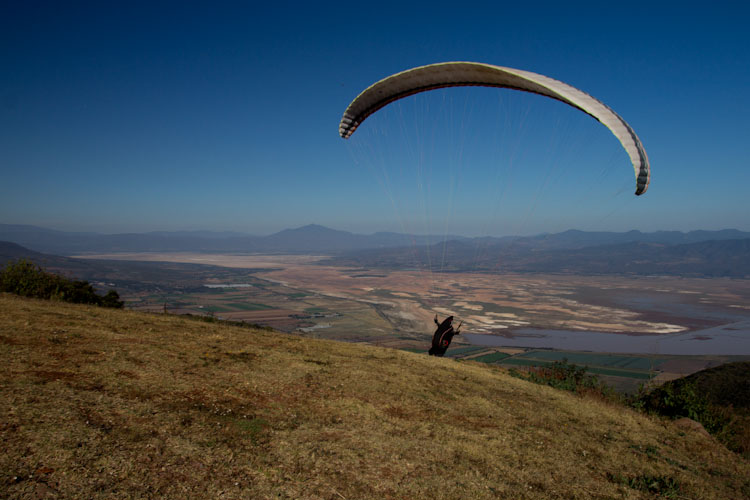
[1,293,748,499]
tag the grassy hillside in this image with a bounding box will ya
[639,361,750,457]
[1,293,748,499]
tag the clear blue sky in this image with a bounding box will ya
[2,1,748,236]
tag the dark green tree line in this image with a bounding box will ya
[0,259,124,308]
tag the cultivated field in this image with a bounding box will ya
[79,253,750,391]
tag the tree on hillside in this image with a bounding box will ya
[0,258,124,308]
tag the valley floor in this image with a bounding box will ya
[78,253,750,392]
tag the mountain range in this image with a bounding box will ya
[1,224,749,277]
[0,223,469,255]
[2,223,748,255]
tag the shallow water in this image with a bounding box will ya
[204,283,253,288]
[465,319,750,355]
[612,294,748,324]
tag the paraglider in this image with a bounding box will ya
[429,315,462,357]
[339,61,650,195]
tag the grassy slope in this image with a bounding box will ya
[1,293,748,500]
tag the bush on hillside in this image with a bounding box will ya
[0,259,124,308]
[510,359,617,400]
[632,380,743,456]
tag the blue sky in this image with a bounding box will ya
[1,1,748,236]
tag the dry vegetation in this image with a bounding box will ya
[1,293,748,499]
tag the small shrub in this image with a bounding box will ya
[0,259,62,298]
[525,359,617,398]
[100,290,125,308]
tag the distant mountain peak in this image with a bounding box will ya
[296,224,343,232]
[270,224,352,237]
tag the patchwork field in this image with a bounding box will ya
[79,253,750,391]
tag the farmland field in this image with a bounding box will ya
[79,252,750,391]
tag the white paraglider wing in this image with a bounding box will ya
[339,62,650,195]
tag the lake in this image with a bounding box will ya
[465,319,750,355]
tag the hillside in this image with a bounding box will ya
[644,361,750,456]
[678,361,750,410]
[1,294,748,499]
[0,241,73,267]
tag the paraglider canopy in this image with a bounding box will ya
[339,61,650,195]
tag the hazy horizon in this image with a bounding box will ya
[2,221,748,240]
